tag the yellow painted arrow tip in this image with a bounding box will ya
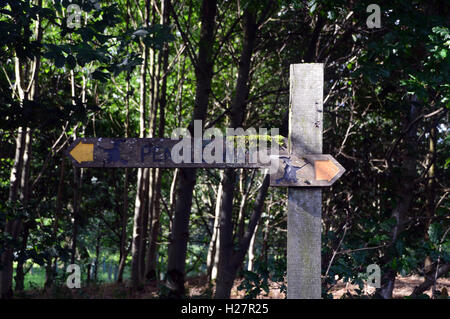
[70,141,94,164]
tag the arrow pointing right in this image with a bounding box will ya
[269,154,345,187]
[315,160,340,182]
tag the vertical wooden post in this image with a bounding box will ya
[287,63,323,299]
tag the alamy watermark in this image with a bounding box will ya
[366,4,381,29]
[168,120,283,173]
[366,264,381,288]
[67,0,101,29]
[66,264,81,288]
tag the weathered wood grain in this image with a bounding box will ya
[67,137,344,187]
[287,63,323,299]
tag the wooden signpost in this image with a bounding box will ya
[67,137,343,187]
[66,63,343,298]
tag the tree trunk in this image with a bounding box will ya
[247,223,258,272]
[215,174,270,298]
[86,264,91,284]
[215,169,237,297]
[215,8,257,299]
[45,158,65,289]
[131,166,149,288]
[118,50,132,283]
[117,168,129,283]
[145,0,170,283]
[262,205,270,267]
[410,263,450,297]
[131,0,150,287]
[139,168,152,280]
[1,84,27,298]
[211,214,221,281]
[423,125,437,276]
[14,128,32,291]
[145,170,161,282]
[94,229,101,282]
[0,2,42,296]
[70,67,84,266]
[166,0,217,298]
[139,0,159,281]
[426,126,436,224]
[376,96,420,298]
[236,173,249,244]
[71,166,81,265]
[14,226,29,292]
[1,129,27,298]
[207,173,223,281]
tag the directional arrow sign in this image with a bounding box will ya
[69,141,94,164]
[269,154,345,187]
[66,138,345,187]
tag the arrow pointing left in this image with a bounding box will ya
[69,141,94,164]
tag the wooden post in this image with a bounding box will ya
[65,62,343,299]
[287,63,323,299]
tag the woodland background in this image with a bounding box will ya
[0,0,449,299]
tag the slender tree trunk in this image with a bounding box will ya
[131,166,149,288]
[71,166,81,265]
[207,173,223,281]
[14,127,32,291]
[215,169,237,296]
[139,1,159,281]
[45,158,65,289]
[118,58,132,283]
[166,0,217,297]
[423,125,437,275]
[410,263,450,297]
[131,0,150,288]
[145,169,161,281]
[376,96,420,299]
[94,229,101,282]
[247,223,258,272]
[215,174,270,298]
[1,111,26,298]
[167,169,178,233]
[70,68,84,265]
[1,76,26,299]
[87,264,92,285]
[0,1,42,296]
[14,226,29,292]
[235,171,255,276]
[117,167,129,283]
[215,9,257,299]
[139,168,152,280]
[262,208,270,267]
[167,168,196,296]
[236,174,248,244]
[145,0,171,283]
[211,217,221,281]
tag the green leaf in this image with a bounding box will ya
[445,158,450,169]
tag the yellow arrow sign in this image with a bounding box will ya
[314,160,340,182]
[69,141,94,164]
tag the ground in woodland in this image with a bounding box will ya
[17,274,449,299]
